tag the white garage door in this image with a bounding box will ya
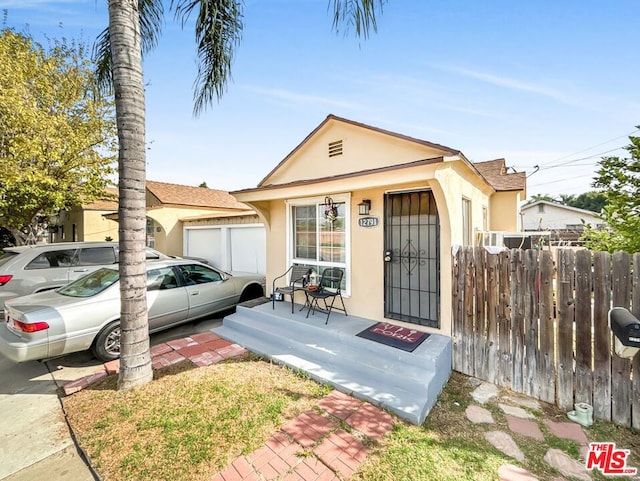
[185,228,222,267]
[184,225,265,274]
[230,227,266,273]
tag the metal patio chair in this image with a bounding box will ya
[305,267,347,324]
[272,265,311,313]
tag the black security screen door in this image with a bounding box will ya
[384,191,440,328]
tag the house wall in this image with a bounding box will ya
[521,203,602,231]
[238,119,524,339]
[57,208,118,242]
[490,191,523,231]
[145,205,232,257]
[82,210,119,241]
[259,160,495,337]
[264,121,450,186]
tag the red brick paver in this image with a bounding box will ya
[317,390,362,420]
[282,410,335,447]
[344,402,395,441]
[166,336,198,350]
[211,390,394,481]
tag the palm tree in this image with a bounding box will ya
[101,0,386,390]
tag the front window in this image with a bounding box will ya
[290,196,349,292]
[462,197,472,246]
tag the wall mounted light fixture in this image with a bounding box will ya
[358,199,371,215]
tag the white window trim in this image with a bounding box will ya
[286,193,351,296]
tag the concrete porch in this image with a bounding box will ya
[214,299,452,425]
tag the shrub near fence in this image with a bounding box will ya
[452,247,640,429]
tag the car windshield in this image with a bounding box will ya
[58,268,119,298]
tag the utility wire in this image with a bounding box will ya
[534,129,639,168]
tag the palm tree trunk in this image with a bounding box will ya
[108,0,153,390]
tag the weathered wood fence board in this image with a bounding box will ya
[452,247,639,429]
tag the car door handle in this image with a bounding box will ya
[73,268,88,272]
[190,291,199,296]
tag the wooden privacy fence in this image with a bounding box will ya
[452,247,640,429]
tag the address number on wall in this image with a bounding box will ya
[358,216,379,227]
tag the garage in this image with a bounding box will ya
[183,220,266,275]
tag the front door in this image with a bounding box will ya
[384,190,440,327]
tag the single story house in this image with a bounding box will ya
[232,114,526,336]
[521,200,605,246]
[53,181,264,270]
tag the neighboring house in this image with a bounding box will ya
[53,188,119,243]
[54,181,263,269]
[232,114,526,337]
[521,200,604,245]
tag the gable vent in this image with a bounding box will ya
[328,140,343,157]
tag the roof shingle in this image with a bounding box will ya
[474,159,526,192]
[145,181,249,210]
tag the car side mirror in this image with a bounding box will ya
[609,307,640,359]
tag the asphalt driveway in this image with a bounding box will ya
[0,314,225,481]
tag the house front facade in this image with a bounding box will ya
[232,115,526,336]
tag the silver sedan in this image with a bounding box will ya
[0,259,265,362]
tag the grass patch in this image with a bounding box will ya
[63,358,328,481]
[64,361,639,481]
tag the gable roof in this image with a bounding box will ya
[82,187,119,210]
[146,180,249,210]
[474,159,526,192]
[258,114,461,187]
[521,200,602,217]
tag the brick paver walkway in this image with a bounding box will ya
[212,390,395,481]
[62,331,247,395]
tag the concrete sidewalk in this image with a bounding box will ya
[0,356,98,481]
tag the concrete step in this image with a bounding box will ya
[214,302,452,425]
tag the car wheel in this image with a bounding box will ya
[92,321,120,361]
[239,284,264,302]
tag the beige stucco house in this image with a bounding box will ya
[55,181,252,258]
[232,115,526,337]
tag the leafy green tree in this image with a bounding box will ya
[97,0,386,390]
[0,29,116,244]
[524,194,558,205]
[563,191,606,213]
[582,129,640,253]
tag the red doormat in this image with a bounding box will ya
[356,322,430,352]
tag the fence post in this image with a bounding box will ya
[632,253,640,430]
[474,247,487,379]
[462,247,475,376]
[538,250,555,404]
[452,248,464,373]
[486,252,499,384]
[556,249,575,411]
[511,249,525,393]
[574,250,593,406]
[523,249,539,398]
[611,252,631,426]
[497,250,512,389]
[592,251,611,421]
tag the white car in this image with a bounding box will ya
[0,259,265,362]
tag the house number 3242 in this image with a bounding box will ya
[358,216,379,227]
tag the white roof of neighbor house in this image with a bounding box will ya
[521,200,603,216]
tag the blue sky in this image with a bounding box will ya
[2,0,638,198]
